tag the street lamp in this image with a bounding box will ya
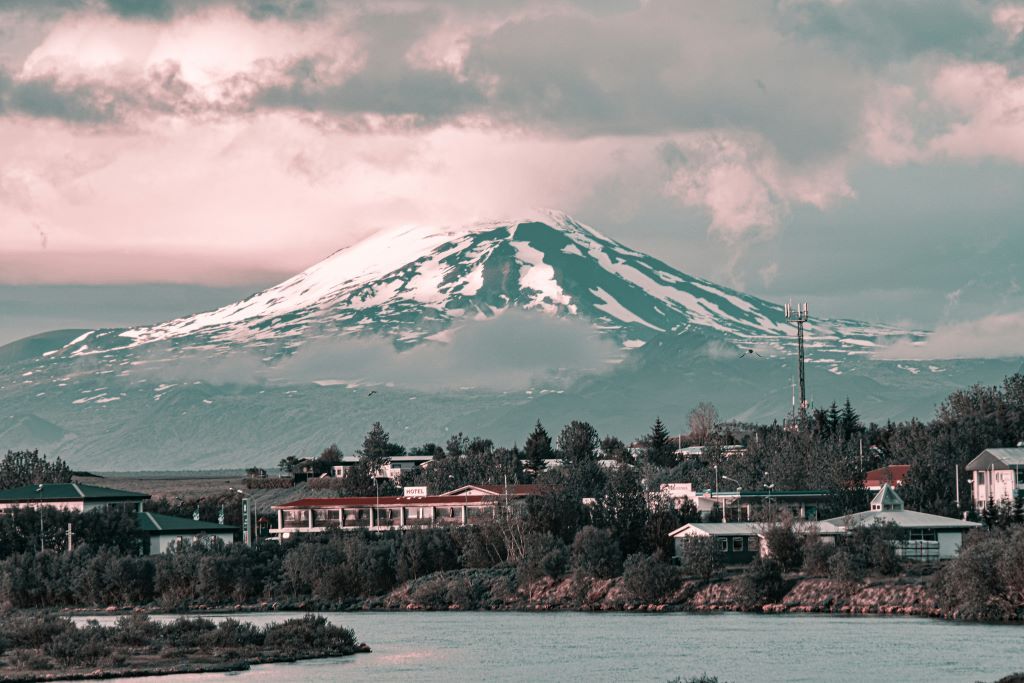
[230,487,254,546]
[721,476,741,523]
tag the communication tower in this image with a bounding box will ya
[785,302,809,420]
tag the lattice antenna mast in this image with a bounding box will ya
[784,302,809,419]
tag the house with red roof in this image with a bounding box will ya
[863,464,909,492]
[270,484,538,539]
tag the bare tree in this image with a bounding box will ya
[688,402,719,445]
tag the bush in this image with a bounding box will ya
[516,532,569,586]
[622,552,682,602]
[733,558,786,611]
[800,535,836,575]
[676,536,723,581]
[571,526,623,579]
[263,614,356,652]
[762,523,803,571]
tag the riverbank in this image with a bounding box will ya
[0,613,369,683]
[50,565,965,622]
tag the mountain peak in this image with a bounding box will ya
[67,212,909,363]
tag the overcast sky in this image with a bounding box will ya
[1,0,1023,348]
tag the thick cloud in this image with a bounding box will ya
[129,310,621,390]
[874,311,1024,360]
[1,0,1024,345]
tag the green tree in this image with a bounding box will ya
[0,450,71,488]
[593,465,649,556]
[557,420,599,465]
[523,421,554,474]
[644,418,675,468]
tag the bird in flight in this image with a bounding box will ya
[739,348,763,358]
[367,390,378,397]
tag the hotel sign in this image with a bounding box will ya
[403,486,428,498]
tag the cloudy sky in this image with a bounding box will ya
[1,0,1023,350]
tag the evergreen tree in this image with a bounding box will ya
[826,402,841,438]
[524,421,554,474]
[359,422,404,473]
[557,420,600,464]
[840,398,862,441]
[644,417,675,468]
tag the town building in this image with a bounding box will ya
[270,484,538,539]
[965,447,1024,510]
[0,483,149,513]
[0,482,235,554]
[659,483,829,522]
[330,454,435,481]
[820,484,980,560]
[863,464,909,492]
[669,522,765,564]
[136,512,236,554]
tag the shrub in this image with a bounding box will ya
[3,613,76,648]
[800,535,836,576]
[263,615,356,652]
[676,536,723,581]
[516,532,570,586]
[622,552,682,603]
[203,618,265,648]
[571,526,623,579]
[762,523,803,571]
[733,557,786,611]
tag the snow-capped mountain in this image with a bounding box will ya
[63,210,906,361]
[1,211,1019,470]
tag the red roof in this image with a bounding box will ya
[864,464,910,487]
[274,494,505,509]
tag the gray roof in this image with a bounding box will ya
[821,509,981,531]
[871,483,904,510]
[669,522,762,537]
[966,448,1024,471]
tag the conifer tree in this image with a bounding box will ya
[524,420,554,474]
[645,417,675,468]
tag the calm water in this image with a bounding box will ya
[74,611,1022,683]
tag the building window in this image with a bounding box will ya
[977,472,986,485]
[909,529,937,542]
[732,537,744,552]
[717,537,728,552]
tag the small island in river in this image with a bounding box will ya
[0,612,369,682]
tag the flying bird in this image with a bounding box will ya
[367,390,377,397]
[739,348,763,359]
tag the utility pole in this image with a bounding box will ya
[36,484,45,552]
[785,302,809,421]
[66,522,74,554]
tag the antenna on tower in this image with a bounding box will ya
[785,301,809,424]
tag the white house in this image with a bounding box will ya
[965,447,1024,510]
[669,522,766,564]
[330,454,434,481]
[820,484,980,560]
[136,512,236,555]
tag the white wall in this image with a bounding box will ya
[937,531,965,559]
[150,532,234,555]
[0,501,84,512]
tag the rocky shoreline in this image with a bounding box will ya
[54,569,985,622]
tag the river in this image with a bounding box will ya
[75,611,1022,682]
